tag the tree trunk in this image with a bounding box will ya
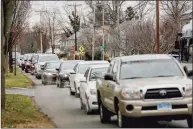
[8,39,13,72]
[1,0,5,110]
[1,0,16,110]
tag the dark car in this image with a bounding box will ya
[21,54,32,70]
[41,61,61,85]
[34,54,59,79]
[30,54,40,75]
[24,54,34,73]
[56,60,83,88]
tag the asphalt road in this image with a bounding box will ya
[24,73,189,128]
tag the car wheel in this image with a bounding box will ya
[74,83,79,98]
[69,87,74,95]
[99,103,111,123]
[59,80,64,88]
[80,97,83,110]
[187,116,192,128]
[85,97,92,114]
[25,69,28,73]
[117,109,127,128]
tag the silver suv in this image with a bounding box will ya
[96,54,192,128]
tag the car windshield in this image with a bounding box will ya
[45,62,60,69]
[39,55,59,62]
[90,67,108,80]
[120,59,184,79]
[61,62,78,70]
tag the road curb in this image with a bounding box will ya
[32,97,58,128]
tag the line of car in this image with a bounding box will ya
[17,53,193,128]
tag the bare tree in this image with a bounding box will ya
[8,0,31,73]
[160,1,191,32]
[32,24,49,53]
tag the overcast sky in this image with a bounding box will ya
[29,1,138,28]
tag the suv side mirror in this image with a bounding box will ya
[175,41,180,49]
[56,68,59,71]
[183,66,188,74]
[104,74,113,81]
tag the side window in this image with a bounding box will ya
[73,64,78,72]
[84,69,89,80]
[112,61,117,74]
[59,63,62,72]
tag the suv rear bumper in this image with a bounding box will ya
[119,97,192,118]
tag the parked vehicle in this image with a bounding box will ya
[21,54,29,70]
[56,60,83,88]
[79,64,109,114]
[34,54,59,79]
[30,54,40,75]
[41,61,61,85]
[18,55,24,68]
[96,54,192,128]
[69,60,109,97]
[24,54,34,73]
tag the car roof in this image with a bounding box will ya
[39,54,58,57]
[90,64,110,69]
[118,54,172,62]
[78,60,108,65]
[45,60,61,64]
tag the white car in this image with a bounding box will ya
[69,61,109,97]
[79,64,109,114]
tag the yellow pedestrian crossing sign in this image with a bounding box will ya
[79,46,85,52]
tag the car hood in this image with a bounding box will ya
[38,62,46,66]
[87,81,96,90]
[61,69,74,74]
[119,76,192,88]
[46,69,57,73]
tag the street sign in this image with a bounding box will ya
[100,45,104,51]
[79,45,85,52]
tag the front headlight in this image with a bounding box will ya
[185,84,192,97]
[121,88,141,99]
[46,72,52,75]
[90,89,96,95]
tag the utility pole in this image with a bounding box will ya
[116,1,120,57]
[52,12,55,54]
[68,3,82,59]
[156,0,160,54]
[102,4,105,60]
[35,10,47,53]
[92,5,96,60]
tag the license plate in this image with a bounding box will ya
[157,103,172,110]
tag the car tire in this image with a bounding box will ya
[85,96,92,114]
[69,87,74,95]
[59,80,64,88]
[25,69,28,73]
[99,103,111,123]
[80,97,83,110]
[117,108,128,128]
[187,116,192,128]
[74,83,79,98]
